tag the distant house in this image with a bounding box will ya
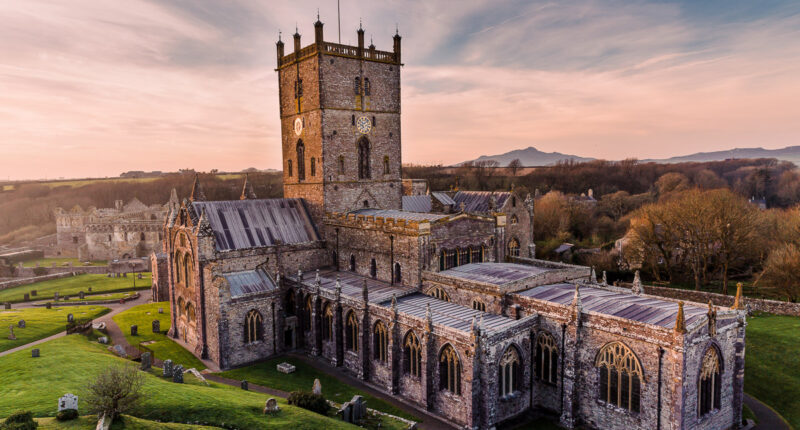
[748,196,767,210]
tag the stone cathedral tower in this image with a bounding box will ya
[277,18,403,224]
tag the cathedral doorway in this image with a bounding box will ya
[284,327,295,349]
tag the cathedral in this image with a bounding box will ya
[159,18,746,430]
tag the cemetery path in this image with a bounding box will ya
[203,374,289,398]
[744,393,791,430]
[0,292,150,358]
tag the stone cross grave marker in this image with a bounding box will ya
[140,352,151,371]
[163,359,173,377]
[312,378,322,395]
[58,393,78,412]
[264,398,280,414]
[32,348,39,358]
[152,320,160,333]
[8,325,16,340]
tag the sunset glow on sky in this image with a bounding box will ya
[1,1,799,180]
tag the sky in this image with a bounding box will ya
[1,0,800,180]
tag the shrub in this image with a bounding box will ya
[55,409,78,421]
[1,410,37,429]
[287,391,330,416]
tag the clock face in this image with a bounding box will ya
[356,116,372,134]
[294,118,303,136]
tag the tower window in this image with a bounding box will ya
[357,137,371,179]
[383,156,390,175]
[354,77,361,95]
[370,258,377,278]
[338,156,345,174]
[296,140,305,181]
[372,116,376,127]
[351,115,355,125]
[349,255,356,272]
[294,79,303,98]
[287,160,293,177]
[310,157,316,176]
[363,200,369,208]
[364,78,371,96]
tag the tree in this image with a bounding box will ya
[534,191,569,241]
[84,364,144,421]
[507,159,523,176]
[655,172,690,196]
[758,243,800,302]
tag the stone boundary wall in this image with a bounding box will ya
[640,284,800,317]
[15,265,113,277]
[0,272,75,291]
[31,292,141,307]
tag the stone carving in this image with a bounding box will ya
[140,352,152,370]
[264,398,280,414]
[163,359,173,377]
[58,393,78,412]
[277,362,296,374]
[312,378,322,395]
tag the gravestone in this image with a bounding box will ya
[63,296,70,301]
[18,320,25,328]
[88,287,92,292]
[8,325,16,340]
[123,273,127,278]
[54,292,59,300]
[338,402,353,423]
[130,325,138,336]
[79,291,85,300]
[158,308,164,314]
[107,273,111,277]
[112,345,126,357]
[241,380,248,390]
[23,293,29,301]
[138,273,143,279]
[97,336,108,344]
[277,362,296,374]
[351,395,366,422]
[163,359,173,377]
[58,393,78,412]
[140,352,152,371]
[312,378,322,395]
[264,398,280,414]
[67,314,74,323]
[3,303,9,310]
[32,348,39,358]
[31,290,37,296]
[45,302,51,309]
[152,320,160,333]
[172,365,183,383]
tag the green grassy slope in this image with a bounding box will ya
[0,305,109,352]
[0,274,150,304]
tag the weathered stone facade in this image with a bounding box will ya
[55,194,178,260]
[162,20,745,430]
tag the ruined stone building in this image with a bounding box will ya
[158,19,746,430]
[55,192,179,260]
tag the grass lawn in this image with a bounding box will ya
[36,414,221,429]
[0,305,109,352]
[62,291,139,303]
[745,313,800,429]
[22,258,106,268]
[0,335,359,430]
[218,356,419,421]
[0,273,150,304]
[112,302,206,371]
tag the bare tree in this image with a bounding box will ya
[84,364,144,421]
[507,159,523,176]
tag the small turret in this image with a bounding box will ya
[675,302,687,334]
[293,26,301,54]
[393,26,402,64]
[276,31,284,65]
[590,266,597,283]
[357,21,365,56]
[732,282,743,310]
[631,270,642,295]
[189,174,206,202]
[314,13,324,45]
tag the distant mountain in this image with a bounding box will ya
[463,145,800,167]
[464,146,594,166]
[644,146,800,165]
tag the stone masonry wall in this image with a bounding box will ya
[643,284,800,316]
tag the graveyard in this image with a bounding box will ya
[0,273,151,304]
[21,258,107,268]
[0,305,109,352]
[112,302,206,370]
[0,334,377,429]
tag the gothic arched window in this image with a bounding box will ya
[302,296,312,331]
[404,331,422,377]
[350,255,356,272]
[470,246,483,263]
[322,304,333,341]
[296,140,305,181]
[596,342,643,413]
[370,258,377,278]
[508,238,520,258]
[287,159,293,177]
[429,287,450,302]
[500,346,521,396]
[458,248,469,266]
[245,309,263,344]
[383,156,390,175]
[310,157,316,176]
[536,332,558,385]
[439,344,461,395]
[364,78,371,96]
[373,321,388,363]
[174,251,183,284]
[698,346,721,416]
[183,254,192,288]
[345,311,359,352]
[472,299,486,312]
[358,137,371,179]
[338,155,345,174]
[354,77,361,95]
[394,262,402,284]
[140,232,146,241]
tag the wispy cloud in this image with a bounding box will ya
[0,0,799,179]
